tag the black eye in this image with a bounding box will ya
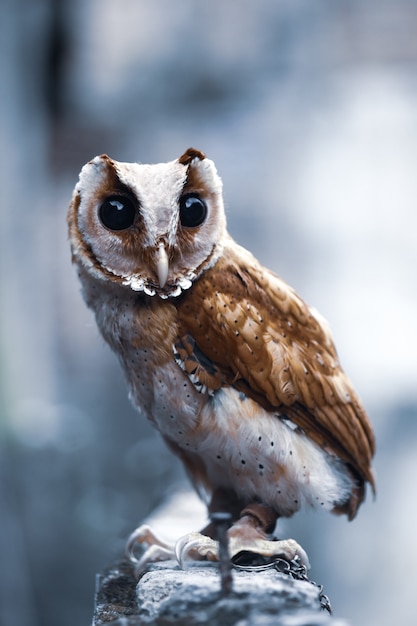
[179,193,207,227]
[99,196,136,231]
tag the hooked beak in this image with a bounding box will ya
[156,242,169,288]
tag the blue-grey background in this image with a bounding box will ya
[1,1,416,624]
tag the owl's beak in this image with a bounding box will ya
[156,243,169,288]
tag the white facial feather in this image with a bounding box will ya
[113,160,187,248]
[70,151,227,298]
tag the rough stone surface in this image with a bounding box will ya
[93,559,349,625]
[93,560,139,625]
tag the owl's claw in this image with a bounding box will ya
[175,532,310,570]
[175,532,219,566]
[126,524,176,576]
[126,522,310,577]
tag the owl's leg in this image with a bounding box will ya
[202,486,245,537]
[176,502,310,569]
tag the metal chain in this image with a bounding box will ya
[231,553,333,614]
[284,557,332,614]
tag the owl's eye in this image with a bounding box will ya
[99,196,136,231]
[179,193,207,228]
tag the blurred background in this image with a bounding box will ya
[1,1,416,624]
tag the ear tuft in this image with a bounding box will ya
[178,147,206,165]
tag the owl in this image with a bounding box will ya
[68,147,375,573]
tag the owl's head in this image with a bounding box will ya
[68,148,227,298]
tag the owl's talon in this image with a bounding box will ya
[126,524,173,560]
[133,544,176,576]
[265,538,311,570]
[175,532,219,566]
[126,524,176,575]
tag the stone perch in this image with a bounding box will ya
[92,558,349,625]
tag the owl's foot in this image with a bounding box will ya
[176,503,310,569]
[126,503,309,576]
[175,531,309,569]
[126,523,235,576]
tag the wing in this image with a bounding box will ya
[175,237,375,518]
